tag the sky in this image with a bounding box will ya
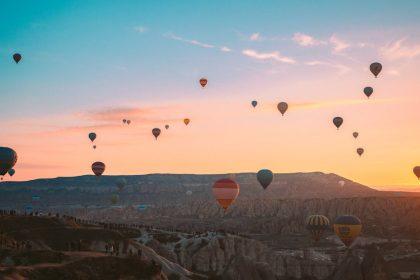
[0,1,419,189]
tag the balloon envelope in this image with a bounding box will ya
[370,62,382,78]
[333,117,343,129]
[339,180,345,187]
[0,147,18,176]
[165,125,169,130]
[333,215,362,247]
[251,100,258,108]
[91,162,105,176]
[257,169,273,190]
[127,120,131,125]
[123,119,127,124]
[186,190,193,196]
[88,132,96,142]
[13,53,22,63]
[199,78,208,88]
[357,148,364,156]
[8,168,15,177]
[353,132,359,139]
[152,128,161,139]
[212,178,240,211]
[183,118,190,125]
[413,166,420,179]
[363,87,373,98]
[277,102,288,116]
[306,215,330,242]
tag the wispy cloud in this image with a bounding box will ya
[249,33,261,41]
[164,33,214,48]
[292,32,325,47]
[290,98,395,111]
[242,49,296,64]
[305,60,351,75]
[220,46,232,52]
[134,26,148,33]
[329,35,350,53]
[380,38,420,60]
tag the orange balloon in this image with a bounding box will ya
[212,178,240,211]
[199,78,207,88]
[183,118,190,126]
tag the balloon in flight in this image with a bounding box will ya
[116,178,127,192]
[306,215,330,242]
[199,78,207,88]
[353,132,359,139]
[370,62,382,78]
[212,178,240,211]
[251,100,258,108]
[183,118,190,126]
[127,120,131,125]
[13,53,22,64]
[333,117,343,129]
[277,102,288,116]
[363,87,373,98]
[123,119,127,124]
[8,168,15,177]
[88,132,96,142]
[91,161,105,176]
[152,128,161,140]
[0,147,18,176]
[257,169,273,190]
[339,180,345,187]
[413,166,420,180]
[333,215,362,247]
[165,125,169,130]
[186,190,193,196]
[357,148,364,157]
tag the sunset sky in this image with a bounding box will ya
[0,1,419,189]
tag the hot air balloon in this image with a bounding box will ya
[257,169,273,190]
[212,178,240,211]
[183,118,190,126]
[0,147,18,177]
[127,120,131,125]
[333,117,343,130]
[251,100,258,108]
[370,62,382,78]
[123,119,127,124]
[88,132,96,142]
[333,215,362,247]
[413,166,420,180]
[199,78,207,88]
[91,162,105,176]
[277,102,288,116]
[363,87,373,98]
[357,148,364,157]
[306,215,330,242]
[13,53,22,64]
[339,180,345,187]
[110,194,119,205]
[152,128,161,140]
[353,132,359,139]
[93,145,97,149]
[165,125,169,130]
[186,190,193,196]
[116,178,127,192]
[8,168,15,177]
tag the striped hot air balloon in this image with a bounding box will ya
[212,178,240,211]
[306,215,330,242]
[91,161,105,176]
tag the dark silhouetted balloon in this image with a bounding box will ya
[199,78,207,88]
[333,215,362,247]
[123,119,127,124]
[165,125,169,130]
[370,62,382,78]
[212,178,240,211]
[152,128,161,140]
[357,148,364,156]
[413,166,420,180]
[353,132,359,139]
[184,118,190,126]
[0,147,18,176]
[8,168,15,177]
[88,132,96,142]
[333,117,343,129]
[92,161,105,176]
[127,120,131,125]
[306,215,330,242]
[277,102,288,116]
[257,169,273,190]
[13,53,22,64]
[251,100,258,108]
[93,145,97,149]
[363,87,373,98]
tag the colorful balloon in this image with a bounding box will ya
[306,215,330,242]
[363,87,373,98]
[212,178,240,211]
[8,168,15,177]
[91,161,105,176]
[251,100,258,108]
[277,102,288,116]
[333,215,362,247]
[199,78,208,88]
[88,132,96,142]
[165,125,169,130]
[183,118,190,126]
[357,148,364,157]
[353,132,359,139]
[13,53,22,64]
[257,169,273,190]
[370,62,382,78]
[0,147,18,176]
[333,117,343,130]
[413,166,420,180]
[152,128,161,140]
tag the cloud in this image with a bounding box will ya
[329,35,350,53]
[242,49,296,64]
[305,60,351,75]
[380,38,420,60]
[292,33,325,46]
[164,33,214,48]
[220,46,232,52]
[134,26,148,33]
[249,33,261,41]
[290,98,394,111]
